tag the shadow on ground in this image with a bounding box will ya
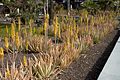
[85,30,120,80]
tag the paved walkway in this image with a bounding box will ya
[98,36,120,80]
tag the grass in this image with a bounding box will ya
[0,24,11,37]
[0,24,20,38]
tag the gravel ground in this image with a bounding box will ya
[58,29,120,80]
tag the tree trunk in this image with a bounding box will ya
[67,0,70,15]
[49,0,54,25]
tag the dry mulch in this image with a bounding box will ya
[58,29,120,80]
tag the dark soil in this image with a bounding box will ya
[58,29,120,80]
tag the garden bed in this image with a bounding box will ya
[0,10,119,79]
[58,29,120,80]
